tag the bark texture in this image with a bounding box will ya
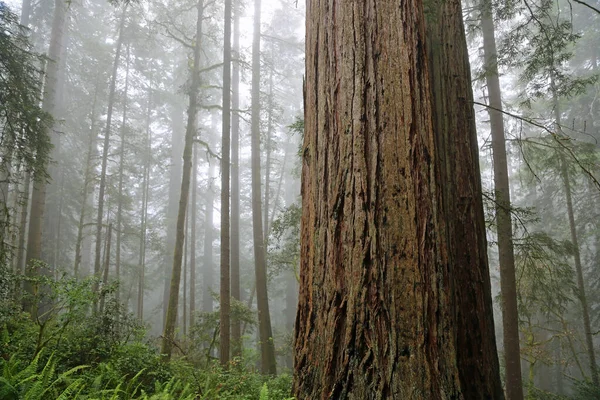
[294,0,503,398]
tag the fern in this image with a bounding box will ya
[260,383,269,400]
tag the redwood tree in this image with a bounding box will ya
[294,0,503,398]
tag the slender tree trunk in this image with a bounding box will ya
[479,2,524,398]
[99,223,112,314]
[230,0,242,358]
[203,164,214,313]
[163,104,186,325]
[74,77,101,279]
[24,0,68,317]
[115,45,131,307]
[190,143,198,328]
[552,90,599,386]
[294,0,503,397]
[250,0,276,376]
[183,209,188,336]
[219,0,232,367]
[15,172,30,279]
[137,85,152,320]
[20,0,32,27]
[263,71,274,247]
[52,168,65,277]
[161,0,204,361]
[92,7,127,314]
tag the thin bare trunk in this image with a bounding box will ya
[15,172,30,279]
[219,0,232,367]
[203,164,214,313]
[230,0,242,358]
[137,86,152,320]
[115,45,131,307]
[74,78,101,279]
[98,223,112,314]
[163,104,185,325]
[161,0,204,360]
[479,2,524,398]
[250,0,276,375]
[553,90,599,386]
[92,7,127,314]
[183,208,188,336]
[190,143,198,328]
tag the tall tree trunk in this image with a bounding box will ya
[138,82,152,319]
[92,7,127,314]
[219,0,232,367]
[190,143,198,328]
[115,45,131,307]
[42,20,69,274]
[15,173,30,279]
[553,90,599,386]
[203,164,214,312]
[294,0,503,397]
[136,110,150,319]
[426,0,505,397]
[250,0,276,376]
[24,0,68,317]
[163,104,186,325]
[479,1,524,398]
[74,77,101,279]
[20,0,32,27]
[99,223,113,314]
[161,0,204,361]
[263,71,274,247]
[230,0,242,358]
[183,209,188,336]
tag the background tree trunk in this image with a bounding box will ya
[163,104,186,325]
[203,164,214,313]
[160,0,203,361]
[115,44,131,307]
[24,0,68,317]
[189,141,198,329]
[230,0,242,359]
[479,2,524,398]
[219,0,232,367]
[251,0,276,376]
[92,7,127,314]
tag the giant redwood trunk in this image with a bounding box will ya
[293,0,503,398]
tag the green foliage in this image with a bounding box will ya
[1,274,294,399]
[0,3,52,179]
